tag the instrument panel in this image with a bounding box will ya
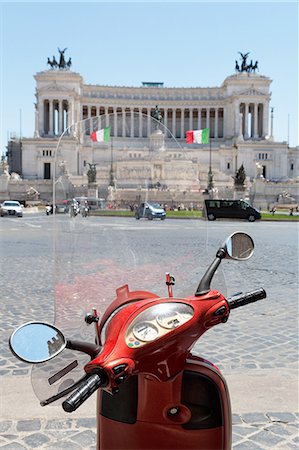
[125,302,194,348]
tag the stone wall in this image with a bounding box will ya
[1,170,298,211]
[250,179,299,210]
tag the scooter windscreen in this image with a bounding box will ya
[31,112,226,405]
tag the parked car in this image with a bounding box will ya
[204,199,261,222]
[55,204,67,213]
[0,201,23,217]
[135,202,166,220]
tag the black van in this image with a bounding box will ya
[204,199,261,222]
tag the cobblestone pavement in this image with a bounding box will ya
[0,413,298,449]
[0,215,298,448]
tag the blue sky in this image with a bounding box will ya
[0,1,298,157]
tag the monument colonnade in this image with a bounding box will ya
[81,105,224,139]
[40,98,268,141]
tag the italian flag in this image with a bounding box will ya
[186,128,210,144]
[90,127,111,143]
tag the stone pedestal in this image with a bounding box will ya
[0,174,10,200]
[0,162,10,200]
[149,129,165,152]
[107,186,116,203]
[87,183,98,199]
[250,178,267,209]
[233,187,246,200]
[55,174,73,202]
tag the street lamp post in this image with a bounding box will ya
[109,137,115,187]
[207,139,214,194]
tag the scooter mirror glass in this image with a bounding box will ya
[9,322,66,363]
[226,232,254,260]
[30,112,225,405]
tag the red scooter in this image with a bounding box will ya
[9,231,266,450]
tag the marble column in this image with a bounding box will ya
[180,108,185,138]
[214,108,218,138]
[69,100,75,133]
[41,100,45,135]
[49,100,53,136]
[147,108,151,136]
[87,106,92,134]
[189,108,193,131]
[122,108,126,137]
[206,108,210,131]
[262,102,269,138]
[172,108,176,138]
[114,108,118,137]
[163,108,168,136]
[139,109,142,137]
[197,108,202,130]
[34,104,39,138]
[59,101,63,135]
[244,103,249,139]
[105,107,109,128]
[131,109,135,137]
[235,103,240,137]
[239,113,244,139]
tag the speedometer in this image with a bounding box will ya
[157,311,182,329]
[133,322,159,342]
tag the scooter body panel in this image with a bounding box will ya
[97,355,231,450]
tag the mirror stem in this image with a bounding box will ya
[66,340,101,358]
[195,248,226,296]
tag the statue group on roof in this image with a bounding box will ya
[47,48,72,70]
[235,52,258,73]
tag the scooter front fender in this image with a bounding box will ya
[97,354,231,450]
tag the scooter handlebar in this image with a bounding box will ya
[227,288,266,310]
[62,372,107,413]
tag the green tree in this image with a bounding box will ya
[234,164,246,187]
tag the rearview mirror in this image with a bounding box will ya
[195,232,254,296]
[226,232,254,260]
[9,322,66,363]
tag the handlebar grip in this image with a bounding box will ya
[227,288,266,310]
[62,373,106,413]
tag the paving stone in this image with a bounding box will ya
[266,423,295,436]
[46,430,77,439]
[0,444,28,450]
[22,432,50,447]
[232,432,243,443]
[0,422,12,433]
[45,419,73,430]
[233,440,264,449]
[250,429,285,446]
[231,425,256,437]
[242,413,267,423]
[1,435,18,440]
[16,419,41,432]
[267,412,297,423]
[232,414,243,424]
[44,441,82,450]
[70,429,97,447]
[11,369,29,376]
[75,417,97,428]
